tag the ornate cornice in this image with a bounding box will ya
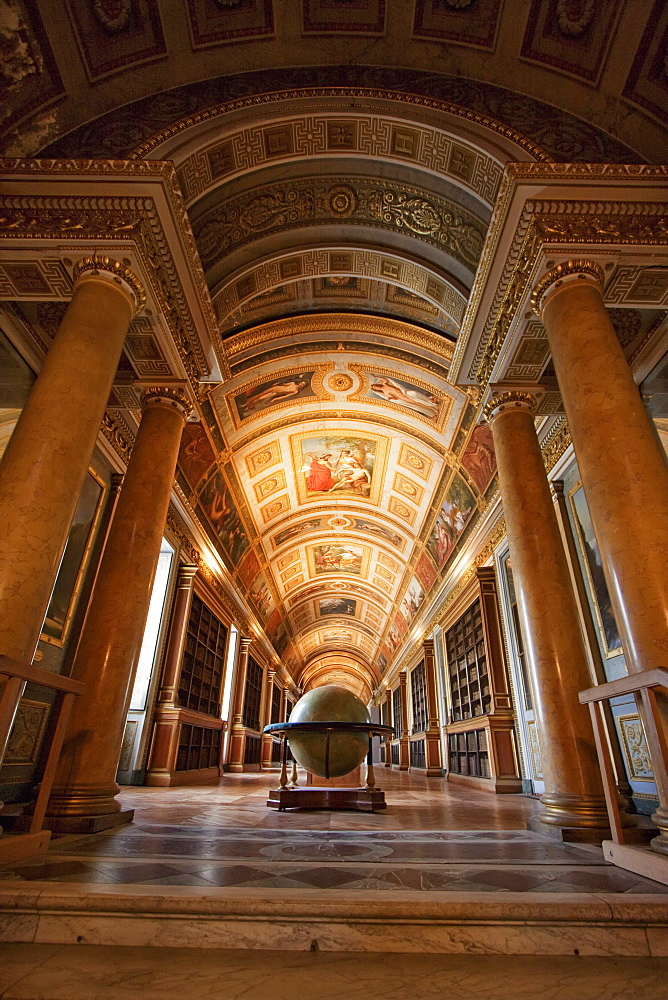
[530,259,604,315]
[0,161,218,382]
[483,390,538,423]
[141,385,194,419]
[73,254,146,313]
[166,509,201,566]
[224,311,456,363]
[467,199,668,385]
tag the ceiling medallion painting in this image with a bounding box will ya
[225,365,333,427]
[291,432,388,505]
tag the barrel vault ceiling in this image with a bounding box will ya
[1,0,666,697]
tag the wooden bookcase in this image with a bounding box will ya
[442,568,521,793]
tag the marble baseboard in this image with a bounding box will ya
[0,884,667,956]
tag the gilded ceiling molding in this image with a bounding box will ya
[224,312,456,362]
[540,417,573,474]
[166,508,202,566]
[193,175,486,272]
[0,158,222,382]
[212,247,467,328]
[470,202,668,385]
[126,86,552,163]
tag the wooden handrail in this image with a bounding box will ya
[579,668,668,704]
[0,654,84,695]
[0,653,85,861]
[578,666,668,848]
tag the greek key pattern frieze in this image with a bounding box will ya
[174,112,503,208]
[212,247,467,325]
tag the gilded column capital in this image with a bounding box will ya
[531,259,604,316]
[483,390,538,423]
[140,386,194,420]
[238,636,253,652]
[73,255,146,314]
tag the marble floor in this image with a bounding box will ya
[0,769,664,895]
[1,945,667,1000]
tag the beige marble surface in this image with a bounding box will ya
[1,944,667,999]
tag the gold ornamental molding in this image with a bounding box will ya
[141,385,194,418]
[127,87,552,163]
[101,411,134,465]
[530,259,604,316]
[224,311,456,364]
[449,163,668,390]
[193,175,486,273]
[0,158,221,383]
[73,255,146,313]
[541,417,573,474]
[483,390,539,423]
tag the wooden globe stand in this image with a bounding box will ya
[264,721,393,813]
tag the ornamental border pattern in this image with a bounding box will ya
[223,311,456,363]
[192,175,487,273]
[126,86,552,163]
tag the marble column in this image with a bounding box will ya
[485,390,617,838]
[384,687,392,767]
[423,639,443,777]
[46,387,191,832]
[0,256,142,665]
[261,668,277,769]
[398,672,410,771]
[226,637,252,772]
[155,564,199,707]
[534,261,668,850]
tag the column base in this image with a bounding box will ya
[650,806,668,857]
[43,809,135,834]
[526,817,611,844]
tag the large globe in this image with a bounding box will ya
[288,684,371,778]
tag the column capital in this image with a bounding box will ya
[484,390,539,423]
[140,386,193,420]
[531,259,604,316]
[73,255,146,314]
[238,636,253,652]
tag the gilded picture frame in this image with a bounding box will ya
[568,482,623,659]
[40,468,106,647]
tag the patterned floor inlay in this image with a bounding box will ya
[1,772,664,895]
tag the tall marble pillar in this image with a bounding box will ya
[0,256,142,665]
[534,261,668,850]
[46,387,191,831]
[227,637,252,772]
[485,390,617,838]
[423,639,443,777]
[261,668,277,769]
[398,671,410,771]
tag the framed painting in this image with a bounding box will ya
[569,483,622,658]
[41,469,106,646]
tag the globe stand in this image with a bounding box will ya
[264,722,393,813]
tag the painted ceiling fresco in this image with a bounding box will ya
[174,313,497,692]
